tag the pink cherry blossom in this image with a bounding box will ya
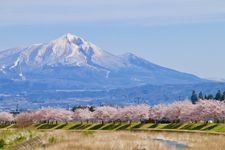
[0,112,14,123]
[93,106,117,123]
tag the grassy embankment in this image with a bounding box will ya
[0,128,36,149]
[1,123,225,149]
[1,122,225,133]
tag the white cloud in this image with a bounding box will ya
[1,0,225,26]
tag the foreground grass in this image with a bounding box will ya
[34,130,225,150]
[0,128,36,149]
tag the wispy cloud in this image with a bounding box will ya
[1,0,225,26]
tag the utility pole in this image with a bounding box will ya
[16,103,19,112]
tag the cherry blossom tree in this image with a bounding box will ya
[73,108,93,123]
[166,101,193,123]
[0,112,14,124]
[32,108,53,123]
[116,106,134,123]
[133,104,150,122]
[32,108,73,124]
[51,108,73,123]
[117,105,150,123]
[15,112,33,127]
[149,104,167,123]
[192,100,225,122]
[8,99,225,125]
[93,106,117,124]
[179,102,195,123]
[166,100,225,123]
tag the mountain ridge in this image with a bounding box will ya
[0,33,208,90]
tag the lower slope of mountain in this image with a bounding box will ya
[1,82,225,111]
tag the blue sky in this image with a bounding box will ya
[1,0,225,79]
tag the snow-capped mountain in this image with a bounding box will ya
[0,33,124,69]
[0,33,207,91]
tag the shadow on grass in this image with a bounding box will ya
[162,123,183,129]
[88,124,104,130]
[0,124,11,128]
[149,124,159,128]
[76,124,92,130]
[131,123,145,129]
[55,123,68,129]
[180,124,194,130]
[101,123,122,130]
[192,124,207,130]
[116,124,131,130]
[68,123,83,130]
[203,124,218,130]
[37,124,58,129]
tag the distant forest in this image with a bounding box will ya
[191,90,225,104]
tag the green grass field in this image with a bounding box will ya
[1,122,225,133]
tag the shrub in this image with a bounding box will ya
[15,112,33,128]
[0,139,5,148]
[48,136,57,144]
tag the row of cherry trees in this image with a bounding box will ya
[1,100,225,126]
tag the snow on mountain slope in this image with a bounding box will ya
[0,33,125,69]
[0,33,207,90]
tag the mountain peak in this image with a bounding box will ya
[0,33,119,69]
[65,33,82,42]
[54,33,85,46]
[65,33,76,41]
[65,32,74,37]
